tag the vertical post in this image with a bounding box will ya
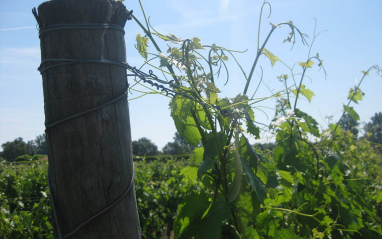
[33,0,140,238]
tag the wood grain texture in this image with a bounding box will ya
[36,0,140,238]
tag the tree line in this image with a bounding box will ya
[0,134,47,162]
[1,112,381,161]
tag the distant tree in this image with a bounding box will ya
[339,112,359,137]
[35,133,48,155]
[132,137,159,156]
[26,140,37,155]
[1,137,28,161]
[162,132,196,155]
[255,142,276,152]
[364,112,382,150]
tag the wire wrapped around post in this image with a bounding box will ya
[33,1,141,238]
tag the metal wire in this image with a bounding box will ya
[38,23,125,38]
[36,21,226,238]
[48,167,135,239]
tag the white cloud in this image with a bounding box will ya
[0,26,36,32]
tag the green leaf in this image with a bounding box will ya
[170,95,201,146]
[192,37,205,50]
[300,84,315,102]
[174,191,210,238]
[245,110,260,139]
[263,48,280,67]
[177,198,230,239]
[295,109,320,137]
[343,105,360,121]
[203,132,218,159]
[326,149,341,169]
[180,166,198,181]
[240,157,267,204]
[198,159,216,179]
[291,84,315,102]
[347,87,364,104]
[299,59,314,68]
[159,56,169,67]
[193,147,204,166]
[136,33,149,60]
[196,104,211,130]
[275,228,303,238]
[153,32,183,44]
[243,136,266,164]
[329,123,342,136]
[278,170,295,185]
[205,82,221,104]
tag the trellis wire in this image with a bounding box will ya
[36,21,224,238]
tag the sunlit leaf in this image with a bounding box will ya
[347,87,364,104]
[263,48,280,67]
[295,109,320,137]
[193,147,204,166]
[291,84,315,102]
[299,59,314,68]
[300,84,315,102]
[170,95,201,146]
[245,110,260,139]
[343,105,360,121]
[180,166,198,181]
[136,33,149,60]
[153,32,183,44]
[192,37,204,50]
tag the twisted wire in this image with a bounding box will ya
[36,22,225,238]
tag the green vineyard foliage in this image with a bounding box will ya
[1,1,382,238]
[129,0,382,237]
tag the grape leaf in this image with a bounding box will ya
[170,95,201,146]
[193,147,204,166]
[205,82,221,104]
[347,87,364,104]
[245,109,260,139]
[153,32,183,44]
[198,159,216,179]
[299,59,314,68]
[136,33,149,60]
[300,84,315,102]
[291,84,315,102]
[295,109,320,137]
[180,166,198,181]
[240,157,267,204]
[343,105,360,121]
[196,104,211,130]
[181,200,230,239]
[263,48,280,67]
[192,37,204,50]
[242,136,266,164]
[174,191,210,238]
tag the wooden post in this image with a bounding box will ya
[33,0,140,238]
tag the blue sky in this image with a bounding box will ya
[0,0,381,149]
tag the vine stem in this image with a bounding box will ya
[131,13,180,86]
[332,66,378,135]
[244,25,276,95]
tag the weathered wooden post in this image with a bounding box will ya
[33,0,140,238]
